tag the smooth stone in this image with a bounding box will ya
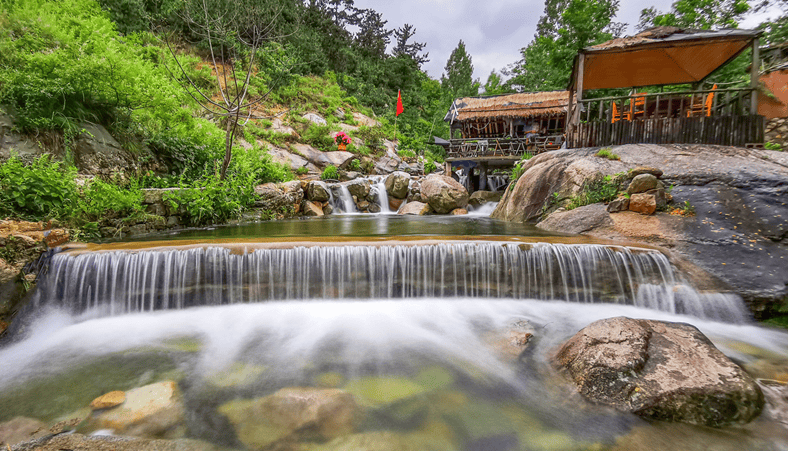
[626,173,659,195]
[86,381,185,438]
[384,172,411,199]
[397,202,431,216]
[89,391,126,410]
[420,174,469,214]
[629,166,664,178]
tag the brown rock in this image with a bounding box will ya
[301,200,324,217]
[43,229,69,247]
[388,197,405,212]
[626,174,659,195]
[218,387,360,450]
[8,433,224,451]
[397,202,431,216]
[468,190,503,207]
[90,391,126,410]
[629,166,663,178]
[554,317,764,427]
[450,208,468,215]
[0,416,47,447]
[0,320,8,335]
[420,174,469,214]
[86,381,185,438]
[629,193,656,215]
[536,203,613,234]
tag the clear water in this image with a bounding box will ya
[2,216,787,451]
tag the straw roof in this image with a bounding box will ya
[444,91,570,122]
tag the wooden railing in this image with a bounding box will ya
[447,136,564,160]
[568,88,764,148]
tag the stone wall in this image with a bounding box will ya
[765,118,788,151]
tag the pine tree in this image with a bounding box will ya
[441,40,478,99]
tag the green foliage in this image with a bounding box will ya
[441,40,478,98]
[637,0,749,30]
[302,124,335,151]
[595,148,620,160]
[353,126,388,150]
[0,155,79,220]
[321,165,339,180]
[349,159,362,172]
[423,158,436,174]
[680,200,696,216]
[765,142,783,151]
[566,172,627,210]
[296,166,309,175]
[79,178,143,221]
[397,149,417,158]
[165,176,249,226]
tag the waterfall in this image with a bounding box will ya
[330,185,357,213]
[371,178,392,214]
[33,243,747,321]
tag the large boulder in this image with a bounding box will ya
[420,174,469,214]
[218,387,360,450]
[385,172,411,199]
[468,190,503,207]
[554,317,764,427]
[86,381,186,438]
[536,203,613,234]
[491,144,788,317]
[253,181,304,218]
[72,123,141,178]
[307,181,331,203]
[266,145,315,173]
[397,202,431,216]
[345,179,371,200]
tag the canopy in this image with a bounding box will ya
[569,27,761,91]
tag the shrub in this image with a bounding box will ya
[295,166,309,175]
[765,142,783,151]
[595,148,620,160]
[321,165,339,180]
[397,149,417,158]
[78,178,143,221]
[424,158,436,174]
[165,175,252,227]
[0,155,79,220]
[566,172,627,210]
[302,124,335,151]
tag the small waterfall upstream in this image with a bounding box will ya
[371,178,392,214]
[32,243,746,321]
[330,185,357,213]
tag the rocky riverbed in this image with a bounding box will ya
[493,144,788,318]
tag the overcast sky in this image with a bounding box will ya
[352,0,783,83]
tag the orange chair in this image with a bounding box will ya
[687,84,717,117]
[612,93,646,122]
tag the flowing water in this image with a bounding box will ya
[1,216,787,451]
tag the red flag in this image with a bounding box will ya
[396,89,404,116]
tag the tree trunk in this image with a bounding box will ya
[220,117,235,180]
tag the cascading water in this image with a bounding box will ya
[32,243,746,322]
[371,178,392,214]
[330,185,357,213]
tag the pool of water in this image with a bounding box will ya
[119,214,563,243]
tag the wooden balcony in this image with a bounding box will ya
[568,88,765,148]
[446,136,564,161]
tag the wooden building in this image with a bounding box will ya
[566,27,765,148]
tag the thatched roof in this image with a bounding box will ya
[444,91,570,123]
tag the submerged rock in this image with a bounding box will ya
[397,202,431,216]
[218,387,360,450]
[420,174,469,214]
[0,417,47,448]
[9,433,223,451]
[86,381,185,438]
[89,391,126,410]
[554,317,764,427]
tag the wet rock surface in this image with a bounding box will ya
[554,317,764,427]
[493,144,788,315]
[420,174,469,214]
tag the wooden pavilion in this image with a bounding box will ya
[566,27,765,148]
[442,92,571,190]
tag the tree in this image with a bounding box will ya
[482,70,509,95]
[506,0,621,92]
[441,40,478,99]
[354,9,392,59]
[164,0,291,180]
[393,24,429,67]
[637,0,750,31]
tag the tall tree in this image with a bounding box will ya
[637,0,750,31]
[354,9,392,59]
[441,40,478,98]
[482,70,509,95]
[393,24,429,67]
[506,0,621,92]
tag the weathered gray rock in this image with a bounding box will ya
[627,174,659,195]
[398,202,431,215]
[218,387,360,450]
[86,381,186,438]
[536,204,613,235]
[345,179,371,199]
[307,181,331,203]
[266,145,314,172]
[375,156,401,174]
[302,112,327,125]
[385,172,411,199]
[629,166,663,178]
[269,117,297,136]
[629,193,656,215]
[353,112,380,127]
[420,174,469,214]
[468,190,503,207]
[72,124,140,177]
[323,151,356,169]
[607,197,630,213]
[646,188,667,209]
[252,182,304,218]
[492,144,788,315]
[554,317,764,427]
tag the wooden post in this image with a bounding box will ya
[444,161,452,176]
[751,37,760,115]
[573,54,585,126]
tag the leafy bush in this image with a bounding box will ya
[566,172,627,210]
[321,165,339,180]
[78,178,143,221]
[765,142,783,151]
[595,148,620,160]
[0,155,79,220]
[397,149,417,158]
[424,158,436,174]
[295,166,309,175]
[302,124,335,151]
[354,126,387,150]
[165,175,251,226]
